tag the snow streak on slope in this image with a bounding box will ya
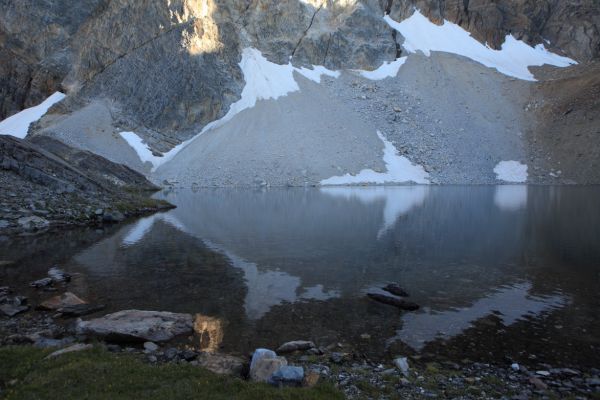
[494,161,528,183]
[321,131,430,185]
[384,11,577,81]
[359,57,408,80]
[123,48,339,170]
[0,92,66,139]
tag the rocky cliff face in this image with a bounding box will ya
[387,0,600,62]
[1,0,599,151]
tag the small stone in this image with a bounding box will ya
[303,370,320,387]
[17,216,49,231]
[144,342,159,352]
[48,267,71,283]
[276,340,316,354]
[536,370,550,377]
[0,303,29,317]
[360,333,371,340]
[164,348,178,360]
[182,350,197,361]
[529,377,548,390]
[30,278,53,288]
[147,355,158,363]
[511,363,520,371]
[400,378,410,386]
[329,352,348,364]
[586,377,600,386]
[394,357,409,376]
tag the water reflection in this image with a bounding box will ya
[393,282,568,350]
[494,185,528,211]
[2,186,599,363]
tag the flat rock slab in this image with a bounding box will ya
[76,310,194,343]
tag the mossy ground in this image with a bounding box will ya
[0,346,342,400]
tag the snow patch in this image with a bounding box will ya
[384,11,576,81]
[321,131,429,185]
[0,92,66,139]
[358,57,407,80]
[119,132,164,168]
[494,161,528,183]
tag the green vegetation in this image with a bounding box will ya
[0,346,342,400]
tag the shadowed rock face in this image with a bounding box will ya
[1,0,598,149]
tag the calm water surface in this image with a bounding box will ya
[1,186,599,366]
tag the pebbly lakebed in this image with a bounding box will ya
[1,185,599,370]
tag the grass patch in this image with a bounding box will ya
[0,346,342,400]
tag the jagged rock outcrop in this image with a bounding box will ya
[0,135,170,234]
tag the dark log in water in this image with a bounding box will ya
[382,283,410,297]
[367,293,419,311]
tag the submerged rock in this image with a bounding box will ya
[76,310,194,342]
[367,293,420,311]
[57,304,105,318]
[102,210,125,223]
[276,340,316,354]
[38,292,86,311]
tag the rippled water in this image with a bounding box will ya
[1,186,599,366]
